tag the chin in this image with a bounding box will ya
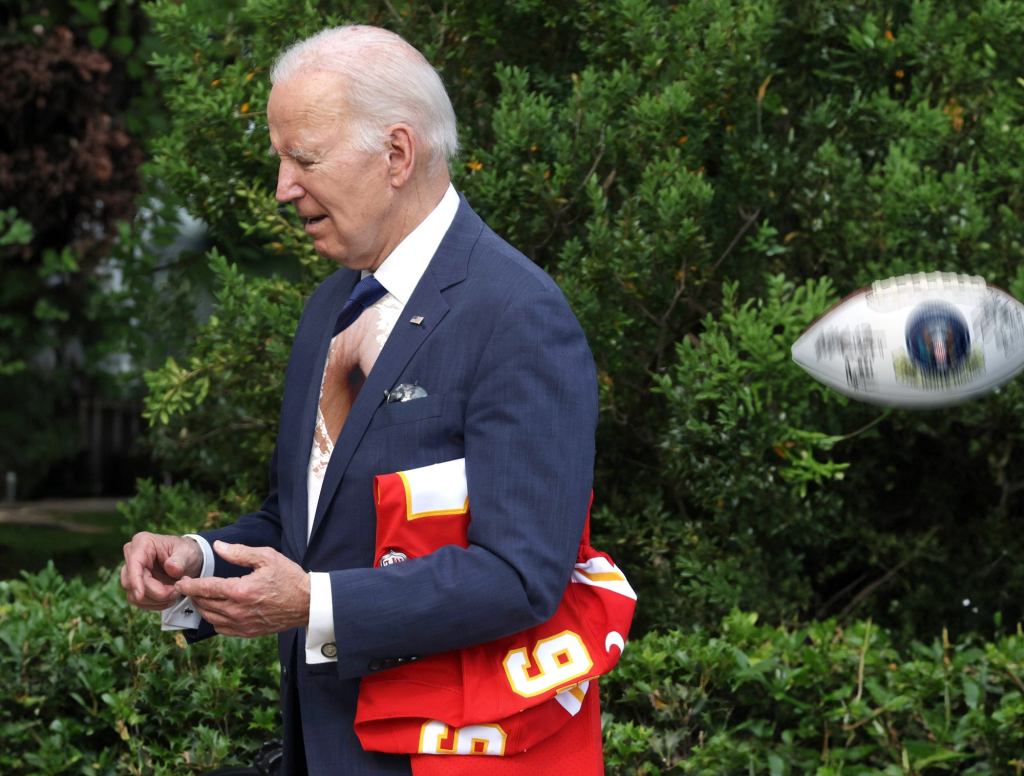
[312,240,347,264]
[321,249,371,271]
[312,237,376,271]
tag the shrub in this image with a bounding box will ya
[603,612,1024,774]
[6,564,1020,775]
[0,564,277,775]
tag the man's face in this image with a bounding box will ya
[267,71,396,270]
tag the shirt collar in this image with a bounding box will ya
[368,184,459,306]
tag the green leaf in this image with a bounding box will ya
[32,298,69,323]
[72,0,101,24]
[110,36,134,56]
[88,26,109,48]
[962,676,981,710]
[0,210,33,246]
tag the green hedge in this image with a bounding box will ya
[603,612,1024,774]
[0,565,276,775]
[3,565,1021,774]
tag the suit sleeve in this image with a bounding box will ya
[199,445,284,567]
[326,278,598,678]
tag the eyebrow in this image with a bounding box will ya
[267,144,322,164]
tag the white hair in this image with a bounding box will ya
[271,26,459,173]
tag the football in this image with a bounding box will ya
[791,272,1024,408]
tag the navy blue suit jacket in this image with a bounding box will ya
[196,197,598,774]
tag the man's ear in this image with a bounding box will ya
[385,124,416,187]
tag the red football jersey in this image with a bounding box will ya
[408,683,605,776]
[354,458,636,773]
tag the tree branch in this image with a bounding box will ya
[837,526,939,621]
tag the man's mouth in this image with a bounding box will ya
[304,215,327,226]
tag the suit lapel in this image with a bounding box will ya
[306,271,447,548]
[305,198,483,550]
[289,271,358,556]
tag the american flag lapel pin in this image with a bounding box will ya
[409,315,424,325]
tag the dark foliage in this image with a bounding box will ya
[1,26,141,258]
[0,21,146,496]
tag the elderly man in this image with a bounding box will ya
[121,25,598,774]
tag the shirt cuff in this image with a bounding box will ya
[305,571,337,663]
[185,534,215,578]
[160,534,214,631]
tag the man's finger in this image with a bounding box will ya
[122,564,157,608]
[123,542,144,598]
[141,567,178,605]
[164,537,202,579]
[176,575,233,600]
[163,550,189,578]
[191,599,232,621]
[125,553,149,600]
[213,540,268,570]
[188,601,253,636]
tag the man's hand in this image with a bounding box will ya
[174,541,311,638]
[121,532,204,611]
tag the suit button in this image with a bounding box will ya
[368,659,383,671]
[320,642,337,659]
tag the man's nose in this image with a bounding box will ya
[275,164,303,203]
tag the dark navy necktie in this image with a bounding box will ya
[333,275,387,336]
